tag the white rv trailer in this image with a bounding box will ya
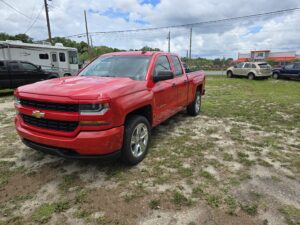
[0,40,79,77]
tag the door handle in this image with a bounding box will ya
[172,83,176,88]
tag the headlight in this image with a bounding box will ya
[14,97,21,106]
[79,103,109,115]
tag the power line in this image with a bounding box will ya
[0,0,31,20]
[24,5,45,34]
[64,7,300,38]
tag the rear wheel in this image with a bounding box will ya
[121,115,151,165]
[227,71,233,78]
[248,73,255,80]
[273,72,279,79]
[187,90,201,116]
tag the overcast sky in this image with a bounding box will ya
[1,0,300,58]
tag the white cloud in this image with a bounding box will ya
[1,0,300,58]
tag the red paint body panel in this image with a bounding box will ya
[15,51,205,156]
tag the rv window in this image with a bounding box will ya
[39,54,49,60]
[21,62,37,71]
[52,54,57,62]
[68,51,78,64]
[59,53,66,62]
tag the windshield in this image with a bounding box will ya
[79,56,151,80]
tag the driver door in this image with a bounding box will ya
[152,55,177,125]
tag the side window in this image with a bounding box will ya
[9,62,20,71]
[252,64,257,68]
[236,63,244,68]
[59,53,66,62]
[294,63,300,69]
[171,56,183,76]
[0,61,7,71]
[21,62,37,71]
[153,56,171,76]
[244,63,251,68]
[52,53,57,62]
[285,64,294,70]
[39,54,49,60]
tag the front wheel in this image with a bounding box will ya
[187,90,201,116]
[121,115,151,165]
[273,72,279,79]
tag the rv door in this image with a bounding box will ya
[51,52,59,74]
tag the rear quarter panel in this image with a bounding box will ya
[186,71,205,104]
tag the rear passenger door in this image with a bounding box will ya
[171,55,189,109]
[152,55,177,124]
[0,61,11,89]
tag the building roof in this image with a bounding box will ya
[250,50,270,52]
[233,58,248,62]
[268,56,297,61]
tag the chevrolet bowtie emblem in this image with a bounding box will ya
[32,110,45,119]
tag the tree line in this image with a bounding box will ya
[0,32,233,69]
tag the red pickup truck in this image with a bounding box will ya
[15,51,205,165]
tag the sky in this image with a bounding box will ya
[0,0,300,58]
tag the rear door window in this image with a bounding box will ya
[244,63,251,68]
[171,56,183,76]
[252,64,257,68]
[21,62,37,71]
[9,62,20,71]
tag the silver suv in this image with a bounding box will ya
[227,62,272,80]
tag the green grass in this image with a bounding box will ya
[203,77,300,129]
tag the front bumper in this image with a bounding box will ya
[15,115,124,157]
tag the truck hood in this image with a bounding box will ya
[16,76,146,100]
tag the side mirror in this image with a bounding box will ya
[37,65,42,71]
[185,68,191,73]
[153,70,174,82]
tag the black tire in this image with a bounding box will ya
[273,72,279,79]
[227,71,233,78]
[121,115,151,165]
[248,73,255,80]
[187,90,201,116]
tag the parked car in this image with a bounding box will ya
[226,62,272,80]
[0,60,59,89]
[14,51,206,165]
[272,62,300,80]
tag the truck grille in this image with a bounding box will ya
[20,99,78,112]
[21,114,78,132]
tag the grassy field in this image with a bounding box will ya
[0,77,299,225]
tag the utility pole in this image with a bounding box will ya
[84,10,90,47]
[44,0,52,44]
[167,31,171,52]
[189,27,192,59]
[90,35,93,48]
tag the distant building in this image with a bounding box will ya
[234,50,300,66]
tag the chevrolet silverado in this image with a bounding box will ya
[15,51,205,165]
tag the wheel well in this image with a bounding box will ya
[125,105,152,126]
[248,72,255,76]
[197,84,203,93]
[227,70,232,74]
[63,73,71,77]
